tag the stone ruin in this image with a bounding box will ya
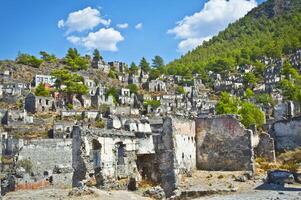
[69,115,276,197]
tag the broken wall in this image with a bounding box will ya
[272,116,301,151]
[195,115,255,171]
[155,117,196,197]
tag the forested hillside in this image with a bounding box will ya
[166,0,301,79]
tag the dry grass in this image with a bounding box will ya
[256,150,301,174]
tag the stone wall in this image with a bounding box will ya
[254,132,276,162]
[271,116,301,151]
[72,126,140,187]
[155,117,196,197]
[195,115,254,171]
[18,139,72,175]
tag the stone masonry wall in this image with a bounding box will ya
[195,115,255,171]
[272,116,301,152]
[18,139,72,175]
[254,132,276,162]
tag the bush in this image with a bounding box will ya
[95,119,105,128]
[127,84,138,94]
[176,86,185,94]
[16,53,43,68]
[66,103,73,110]
[35,83,51,97]
[144,100,161,109]
[17,159,33,174]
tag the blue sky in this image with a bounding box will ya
[0,0,265,65]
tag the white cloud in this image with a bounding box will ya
[66,36,81,45]
[58,7,111,33]
[168,0,257,53]
[135,23,143,30]
[57,20,65,28]
[117,23,129,29]
[68,28,124,52]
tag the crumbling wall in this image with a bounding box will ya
[72,126,140,188]
[254,132,276,162]
[195,115,255,171]
[155,117,196,197]
[18,139,72,175]
[272,116,301,151]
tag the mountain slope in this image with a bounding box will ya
[166,0,301,78]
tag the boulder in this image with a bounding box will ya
[266,170,295,186]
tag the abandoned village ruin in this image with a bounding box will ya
[0,47,300,199]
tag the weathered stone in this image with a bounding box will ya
[195,115,255,171]
[266,170,295,186]
[272,116,301,152]
[143,186,166,200]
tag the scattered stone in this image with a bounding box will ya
[235,175,247,182]
[68,187,94,197]
[143,186,166,200]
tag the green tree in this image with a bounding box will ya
[152,56,164,68]
[239,102,265,128]
[255,94,274,106]
[144,100,161,109]
[243,72,257,88]
[176,86,185,94]
[139,57,150,72]
[149,68,161,80]
[64,48,89,71]
[51,69,88,95]
[40,51,57,63]
[16,53,43,68]
[244,88,254,99]
[216,92,240,114]
[129,62,139,74]
[127,84,138,94]
[35,83,51,97]
[92,49,102,63]
[106,87,119,104]
[281,61,298,79]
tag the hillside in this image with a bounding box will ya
[166,0,301,79]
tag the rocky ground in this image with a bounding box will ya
[3,171,301,200]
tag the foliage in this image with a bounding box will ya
[129,62,139,74]
[243,72,257,88]
[17,159,33,174]
[92,49,102,63]
[152,55,165,68]
[64,48,89,71]
[16,53,43,68]
[244,88,254,99]
[127,84,138,94]
[176,86,185,94]
[255,93,275,105]
[239,102,265,128]
[144,100,161,109]
[95,119,105,128]
[165,1,301,78]
[139,57,150,72]
[216,92,240,115]
[108,69,117,79]
[278,79,301,104]
[35,83,51,97]
[51,69,88,95]
[216,92,265,128]
[66,103,73,110]
[106,87,119,104]
[40,51,57,63]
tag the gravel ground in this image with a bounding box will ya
[197,190,301,200]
